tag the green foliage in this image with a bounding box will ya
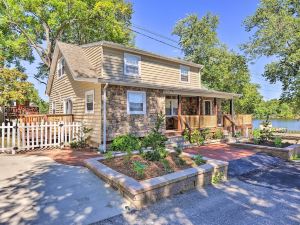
[183,128,190,142]
[190,130,205,146]
[291,153,300,160]
[212,171,225,184]
[213,129,224,139]
[160,159,173,173]
[242,0,300,111]
[173,13,263,115]
[234,131,242,138]
[132,161,147,178]
[73,126,93,148]
[174,146,182,156]
[70,141,79,149]
[193,154,206,166]
[1,0,133,80]
[0,67,40,106]
[175,157,186,166]
[274,137,282,148]
[259,128,274,143]
[142,112,168,162]
[104,151,114,160]
[110,134,141,152]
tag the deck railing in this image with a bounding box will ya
[180,115,217,129]
[18,114,73,124]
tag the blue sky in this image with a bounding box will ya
[27,0,282,101]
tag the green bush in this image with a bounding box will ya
[191,130,205,145]
[104,151,114,160]
[213,129,223,139]
[132,161,147,178]
[212,171,225,184]
[70,141,79,149]
[193,154,206,165]
[174,146,182,156]
[259,128,274,143]
[142,112,168,161]
[110,134,141,152]
[160,159,173,173]
[274,137,282,148]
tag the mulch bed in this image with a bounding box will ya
[245,141,291,148]
[101,152,200,181]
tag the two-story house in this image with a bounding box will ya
[46,41,249,150]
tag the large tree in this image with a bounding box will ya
[173,13,262,114]
[0,0,133,83]
[242,0,300,110]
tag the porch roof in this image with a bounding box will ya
[98,78,241,99]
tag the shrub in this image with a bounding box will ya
[212,171,225,184]
[193,154,206,166]
[175,157,186,166]
[132,161,147,178]
[234,131,242,138]
[191,130,205,145]
[142,112,168,161]
[104,151,114,160]
[70,141,79,149]
[213,129,223,139]
[183,128,190,142]
[274,137,282,148]
[110,134,141,152]
[259,128,274,143]
[174,146,182,156]
[160,159,173,173]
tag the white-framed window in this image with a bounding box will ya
[203,100,212,115]
[124,53,141,77]
[127,91,146,115]
[51,101,56,114]
[165,98,178,116]
[63,98,73,114]
[85,90,94,114]
[180,65,190,83]
[57,57,65,78]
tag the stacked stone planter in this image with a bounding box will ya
[84,153,228,209]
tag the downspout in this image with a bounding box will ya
[102,83,108,152]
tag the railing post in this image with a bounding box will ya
[177,95,182,131]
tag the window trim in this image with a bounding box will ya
[51,101,56,114]
[203,100,213,115]
[165,98,178,116]
[124,53,141,77]
[179,65,190,83]
[57,57,65,79]
[85,90,95,114]
[127,90,146,115]
[63,97,73,114]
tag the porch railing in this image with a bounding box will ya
[180,115,217,129]
[18,114,73,124]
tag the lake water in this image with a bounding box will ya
[253,119,300,131]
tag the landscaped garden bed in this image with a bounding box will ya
[101,152,202,181]
[85,113,228,209]
[230,126,299,160]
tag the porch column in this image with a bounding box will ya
[230,99,234,118]
[177,95,182,131]
[214,98,217,115]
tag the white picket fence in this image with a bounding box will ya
[0,122,82,153]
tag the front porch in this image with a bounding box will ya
[165,95,252,136]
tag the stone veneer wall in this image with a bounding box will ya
[181,97,198,115]
[105,85,165,141]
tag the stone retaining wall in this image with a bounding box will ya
[230,143,300,160]
[84,153,228,209]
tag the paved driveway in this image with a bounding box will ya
[95,158,300,225]
[0,155,126,225]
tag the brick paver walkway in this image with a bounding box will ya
[25,149,101,166]
[184,143,255,161]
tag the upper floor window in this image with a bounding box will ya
[63,98,73,114]
[124,53,141,77]
[127,91,146,115]
[180,65,190,83]
[57,57,65,78]
[85,90,94,113]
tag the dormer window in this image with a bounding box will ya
[57,57,65,78]
[124,53,141,77]
[180,65,190,83]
